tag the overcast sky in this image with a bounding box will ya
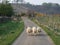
[24,0,60,5]
[0,0,60,5]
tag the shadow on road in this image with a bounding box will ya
[36,34,47,36]
[27,33,47,37]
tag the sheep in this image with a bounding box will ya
[26,27,32,34]
[26,26,41,35]
[37,27,41,34]
[32,27,37,35]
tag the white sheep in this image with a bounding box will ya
[26,27,32,34]
[37,27,41,34]
[32,27,37,35]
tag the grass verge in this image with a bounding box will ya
[32,19,60,45]
[0,20,24,45]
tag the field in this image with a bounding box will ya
[0,20,24,45]
[36,15,60,33]
[32,15,60,45]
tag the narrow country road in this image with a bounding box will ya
[12,17,55,45]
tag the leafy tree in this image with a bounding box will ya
[21,13,25,16]
[0,3,14,17]
[42,3,48,6]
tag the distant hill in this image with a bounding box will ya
[11,3,29,14]
[11,3,60,15]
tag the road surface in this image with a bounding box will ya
[12,17,55,45]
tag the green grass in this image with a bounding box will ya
[0,21,24,45]
[32,19,60,45]
[36,15,60,32]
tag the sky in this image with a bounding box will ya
[0,0,60,5]
[24,0,60,5]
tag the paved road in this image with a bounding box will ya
[12,17,55,45]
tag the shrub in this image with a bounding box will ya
[0,3,14,17]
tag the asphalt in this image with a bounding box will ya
[12,17,55,45]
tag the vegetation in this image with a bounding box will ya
[31,15,60,45]
[35,15,60,33]
[20,3,60,14]
[0,2,24,45]
[0,20,24,45]
[21,13,26,16]
[0,3,14,23]
[0,3,14,17]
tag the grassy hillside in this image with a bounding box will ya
[0,21,24,45]
[31,15,60,45]
[36,15,60,32]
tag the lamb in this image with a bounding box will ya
[26,27,32,34]
[37,27,41,34]
[32,27,37,35]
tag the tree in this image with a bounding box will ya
[0,3,14,17]
[42,2,48,6]
[15,0,24,3]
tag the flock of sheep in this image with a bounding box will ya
[26,27,41,35]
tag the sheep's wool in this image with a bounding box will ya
[26,27,32,33]
[32,27,37,33]
[37,27,41,32]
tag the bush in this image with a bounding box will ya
[0,3,14,17]
[21,13,26,16]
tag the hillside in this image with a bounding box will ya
[11,3,29,14]
[11,3,60,15]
